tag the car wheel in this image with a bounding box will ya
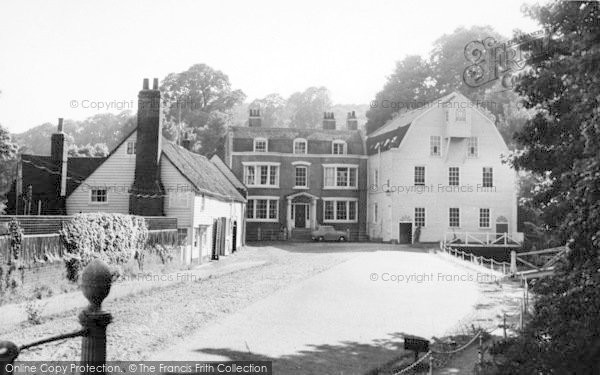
[318,236,324,242]
[338,236,346,242]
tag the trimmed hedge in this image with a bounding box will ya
[60,213,148,281]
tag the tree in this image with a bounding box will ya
[287,87,332,129]
[194,112,228,159]
[249,93,288,128]
[67,143,109,157]
[0,124,17,161]
[495,2,600,373]
[160,64,245,139]
[0,124,18,214]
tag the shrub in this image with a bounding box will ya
[0,218,25,293]
[60,213,148,281]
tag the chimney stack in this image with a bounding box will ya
[130,78,165,216]
[322,112,336,130]
[249,108,262,127]
[346,111,358,131]
[50,118,68,198]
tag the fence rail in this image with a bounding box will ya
[443,231,522,247]
[440,242,512,275]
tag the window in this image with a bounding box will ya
[467,137,478,158]
[201,194,206,210]
[373,169,379,186]
[332,140,346,155]
[449,167,460,186]
[295,166,308,187]
[456,108,466,121]
[323,165,358,188]
[479,208,490,228]
[482,167,493,187]
[253,138,267,152]
[243,163,279,187]
[430,136,441,156]
[415,207,425,227]
[247,198,278,221]
[323,199,358,222]
[91,189,107,203]
[449,207,460,227]
[373,204,378,222]
[293,139,307,154]
[414,166,425,186]
[126,141,136,154]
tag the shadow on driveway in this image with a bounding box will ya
[192,332,413,375]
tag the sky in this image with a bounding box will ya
[0,0,545,133]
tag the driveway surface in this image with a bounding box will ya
[153,248,489,374]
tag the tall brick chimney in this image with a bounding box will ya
[249,108,262,127]
[50,118,68,198]
[323,112,336,130]
[130,78,165,216]
[346,111,358,131]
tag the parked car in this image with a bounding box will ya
[311,225,347,241]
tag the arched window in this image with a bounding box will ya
[293,138,307,154]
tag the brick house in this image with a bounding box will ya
[7,79,246,263]
[225,110,368,241]
[367,92,521,244]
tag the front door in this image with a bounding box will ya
[496,223,509,239]
[399,223,412,244]
[295,204,306,228]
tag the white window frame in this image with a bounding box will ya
[449,207,460,228]
[242,162,280,188]
[332,140,347,155]
[479,208,491,228]
[323,198,358,223]
[246,196,279,222]
[467,137,478,158]
[415,207,426,227]
[482,167,494,187]
[293,138,307,154]
[90,188,108,204]
[323,164,359,190]
[294,165,309,188]
[253,138,268,152]
[414,166,426,186]
[456,108,466,121]
[448,167,460,186]
[126,141,136,155]
[430,136,441,157]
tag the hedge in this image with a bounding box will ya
[59,213,148,281]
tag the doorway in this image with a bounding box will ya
[294,204,307,228]
[399,222,412,244]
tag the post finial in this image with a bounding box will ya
[80,259,112,311]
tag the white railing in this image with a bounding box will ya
[443,231,523,247]
[439,242,512,275]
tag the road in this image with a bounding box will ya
[153,247,487,374]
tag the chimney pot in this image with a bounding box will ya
[143,78,149,90]
[57,118,64,132]
[153,78,159,90]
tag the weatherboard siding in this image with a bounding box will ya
[66,132,137,215]
[161,157,194,228]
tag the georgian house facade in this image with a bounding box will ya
[225,110,368,241]
[366,92,521,244]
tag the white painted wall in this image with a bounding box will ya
[368,99,518,243]
[67,132,137,214]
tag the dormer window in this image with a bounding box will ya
[456,108,466,121]
[293,138,307,154]
[332,140,346,155]
[254,138,268,152]
[467,137,478,157]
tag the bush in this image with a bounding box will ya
[60,213,148,281]
[0,218,25,294]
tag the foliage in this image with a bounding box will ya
[0,124,18,209]
[25,299,46,325]
[59,213,149,281]
[0,124,18,161]
[497,1,600,373]
[67,143,109,157]
[0,219,25,294]
[248,93,289,128]
[194,112,228,158]
[287,87,332,129]
[12,111,135,155]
